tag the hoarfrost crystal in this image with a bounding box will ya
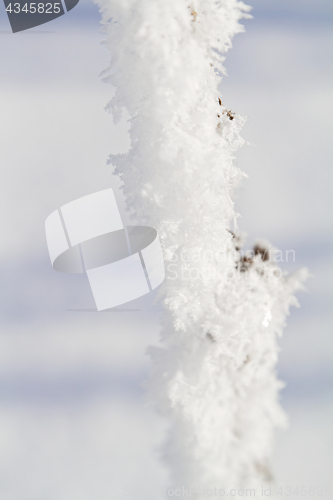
[95,0,308,490]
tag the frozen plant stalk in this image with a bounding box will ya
[96,0,307,491]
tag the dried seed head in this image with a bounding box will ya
[254,244,270,262]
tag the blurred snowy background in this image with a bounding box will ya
[0,0,332,498]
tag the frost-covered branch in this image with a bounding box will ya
[95,0,307,491]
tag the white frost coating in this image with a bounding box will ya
[95,0,308,491]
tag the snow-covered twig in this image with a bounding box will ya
[95,0,308,490]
